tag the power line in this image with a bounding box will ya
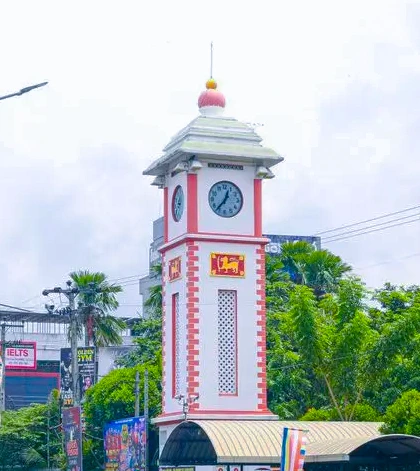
[322,212,420,242]
[108,273,148,283]
[355,251,420,271]
[323,217,420,244]
[0,303,35,313]
[315,204,420,236]
[119,281,142,288]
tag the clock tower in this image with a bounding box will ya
[144,78,283,450]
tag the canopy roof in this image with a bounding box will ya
[160,420,420,465]
[143,115,283,177]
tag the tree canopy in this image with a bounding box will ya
[0,391,62,471]
[264,243,420,422]
[10,244,420,469]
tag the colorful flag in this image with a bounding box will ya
[280,427,308,471]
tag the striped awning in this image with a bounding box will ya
[160,420,420,465]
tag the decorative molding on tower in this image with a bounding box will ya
[186,241,200,411]
[161,252,167,412]
[256,245,269,412]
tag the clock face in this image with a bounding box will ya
[172,185,184,222]
[208,181,243,218]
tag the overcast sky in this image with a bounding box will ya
[1,0,419,316]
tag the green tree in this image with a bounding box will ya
[0,390,62,470]
[277,242,352,297]
[144,264,163,317]
[70,270,125,346]
[83,364,162,470]
[365,288,420,412]
[301,403,382,422]
[277,241,313,285]
[118,313,162,367]
[266,266,380,421]
[381,389,420,435]
[302,250,352,297]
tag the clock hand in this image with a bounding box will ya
[216,190,229,211]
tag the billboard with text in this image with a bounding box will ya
[2,342,36,370]
[60,347,96,407]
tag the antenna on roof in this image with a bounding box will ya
[210,41,213,78]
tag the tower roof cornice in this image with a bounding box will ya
[143,115,283,176]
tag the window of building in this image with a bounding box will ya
[218,290,237,395]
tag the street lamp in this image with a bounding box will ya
[0,81,48,101]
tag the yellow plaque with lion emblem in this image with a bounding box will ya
[210,252,245,278]
[168,256,182,282]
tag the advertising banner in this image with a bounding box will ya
[60,348,73,407]
[2,342,37,370]
[63,406,83,471]
[60,347,96,407]
[78,347,95,400]
[104,417,146,471]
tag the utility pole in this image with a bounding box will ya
[144,369,149,471]
[43,281,80,405]
[135,370,140,417]
[0,322,24,424]
[0,323,6,419]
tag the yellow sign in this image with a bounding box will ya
[210,252,245,277]
[168,256,182,282]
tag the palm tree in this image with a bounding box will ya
[278,241,314,284]
[278,241,352,297]
[144,263,162,318]
[69,270,125,347]
[302,250,352,297]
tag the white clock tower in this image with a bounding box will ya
[144,78,283,450]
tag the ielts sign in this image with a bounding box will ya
[3,342,36,370]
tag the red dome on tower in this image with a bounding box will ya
[198,78,226,114]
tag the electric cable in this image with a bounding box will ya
[315,203,420,236]
[323,217,420,244]
[322,212,420,242]
[354,251,420,271]
[0,303,35,313]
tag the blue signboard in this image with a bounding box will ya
[6,374,59,409]
[263,234,321,255]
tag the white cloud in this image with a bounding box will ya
[1,0,420,314]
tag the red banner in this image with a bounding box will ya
[211,253,245,277]
[63,406,83,471]
[168,256,182,282]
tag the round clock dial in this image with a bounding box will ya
[208,181,243,218]
[172,185,184,222]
